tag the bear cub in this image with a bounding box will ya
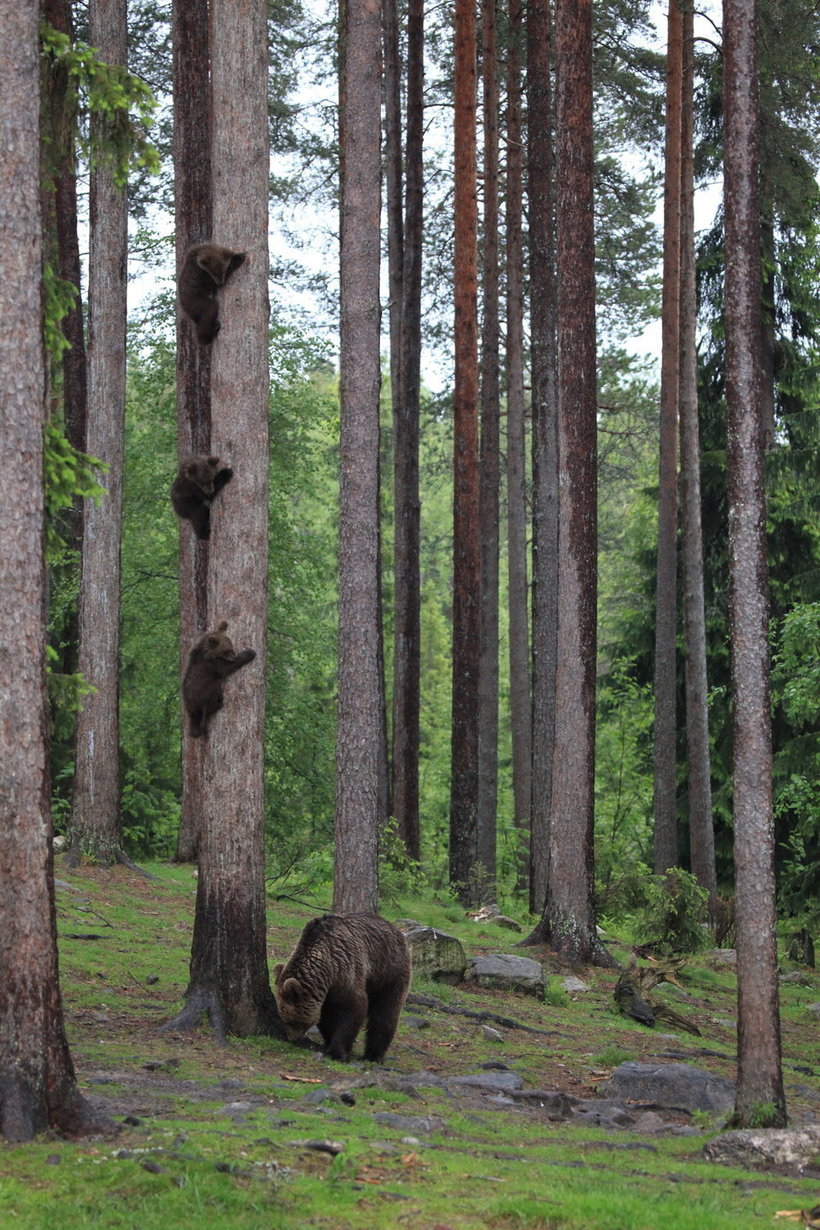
[170,454,233,540]
[182,621,256,738]
[178,241,247,344]
[274,914,410,1063]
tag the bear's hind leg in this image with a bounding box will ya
[363,984,404,1063]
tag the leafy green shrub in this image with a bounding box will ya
[636,867,710,954]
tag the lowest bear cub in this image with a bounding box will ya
[274,914,410,1063]
[178,241,247,344]
[170,454,233,540]
[182,621,256,738]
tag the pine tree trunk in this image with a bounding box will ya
[526,0,609,965]
[527,0,558,914]
[449,0,481,904]
[477,0,500,895]
[723,0,786,1128]
[172,0,212,863]
[505,0,532,895]
[176,0,282,1038]
[391,0,424,862]
[71,0,128,866]
[653,0,682,877]
[334,0,382,912]
[679,4,716,903]
[0,1,110,1139]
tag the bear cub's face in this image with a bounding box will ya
[273,965,321,1041]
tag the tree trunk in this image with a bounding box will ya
[0,0,110,1140]
[653,0,682,877]
[334,0,382,913]
[679,3,716,904]
[722,0,786,1127]
[174,0,282,1039]
[526,0,609,965]
[449,0,481,905]
[476,0,500,895]
[172,0,212,863]
[391,0,424,862]
[70,0,128,866]
[505,0,531,895]
[526,0,558,914]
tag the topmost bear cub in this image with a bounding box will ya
[178,241,247,344]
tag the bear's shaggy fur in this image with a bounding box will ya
[170,454,233,540]
[181,621,256,738]
[178,241,247,344]
[274,914,410,1062]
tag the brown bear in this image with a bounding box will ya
[178,241,247,344]
[170,454,233,540]
[181,621,256,738]
[274,914,410,1062]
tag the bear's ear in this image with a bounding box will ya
[216,620,229,632]
[207,455,220,466]
[282,977,304,1001]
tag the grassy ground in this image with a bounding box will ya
[0,861,817,1229]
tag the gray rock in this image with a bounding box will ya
[447,1070,524,1093]
[508,1090,574,1119]
[807,1003,820,1017]
[404,927,467,984]
[704,1125,820,1172]
[373,1112,445,1135]
[601,1061,736,1114]
[562,976,590,993]
[708,949,737,966]
[462,953,546,997]
[480,1025,505,1042]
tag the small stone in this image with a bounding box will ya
[481,1025,505,1042]
[562,976,590,994]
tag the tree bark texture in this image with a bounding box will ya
[722,0,786,1127]
[678,3,716,903]
[334,0,382,913]
[71,0,129,865]
[172,0,212,863]
[449,0,481,904]
[183,0,282,1037]
[0,0,107,1139]
[391,0,424,862]
[653,0,682,877]
[505,0,532,895]
[477,0,500,893]
[527,0,558,914]
[534,0,604,963]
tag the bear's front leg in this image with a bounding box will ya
[319,993,366,1062]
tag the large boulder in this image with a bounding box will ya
[403,927,467,984]
[462,953,546,997]
[704,1126,820,1173]
[600,1061,736,1114]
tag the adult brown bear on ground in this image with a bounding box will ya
[274,914,410,1062]
[182,621,256,738]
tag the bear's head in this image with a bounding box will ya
[185,455,221,497]
[273,964,322,1041]
[199,621,234,660]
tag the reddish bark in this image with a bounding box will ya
[449,0,481,902]
[723,0,786,1127]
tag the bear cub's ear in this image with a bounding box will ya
[282,977,305,1001]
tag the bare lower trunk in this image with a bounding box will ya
[0,2,111,1139]
[723,0,786,1127]
[333,0,382,912]
[71,0,128,866]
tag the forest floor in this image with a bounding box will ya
[1,860,818,1230]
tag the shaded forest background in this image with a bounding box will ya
[42,0,819,941]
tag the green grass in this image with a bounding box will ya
[1,861,816,1230]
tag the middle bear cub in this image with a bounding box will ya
[182,621,256,738]
[274,914,411,1063]
[170,453,233,540]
